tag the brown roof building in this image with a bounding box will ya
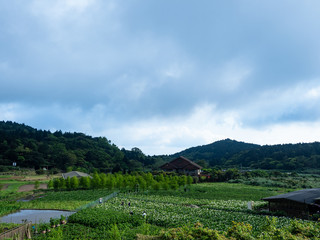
[160,156,202,176]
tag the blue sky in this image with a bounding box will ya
[1,0,320,155]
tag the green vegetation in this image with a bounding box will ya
[159,219,320,240]
[0,223,20,234]
[68,208,144,229]
[1,121,320,172]
[0,121,161,172]
[0,180,33,201]
[27,182,320,239]
[49,172,193,192]
[21,189,113,210]
[1,177,320,239]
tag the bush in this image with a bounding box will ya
[227,221,254,240]
[36,169,45,175]
[159,222,227,240]
[68,208,145,230]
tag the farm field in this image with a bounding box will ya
[1,176,320,239]
[20,183,320,239]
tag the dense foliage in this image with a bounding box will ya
[29,183,320,240]
[0,121,164,172]
[172,138,260,167]
[174,138,320,170]
[1,121,320,171]
[68,208,144,229]
[49,172,193,192]
[159,219,320,240]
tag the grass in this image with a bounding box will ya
[144,182,291,201]
[0,223,20,234]
[0,175,318,239]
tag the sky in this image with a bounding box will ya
[1,0,320,155]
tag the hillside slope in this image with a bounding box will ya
[0,121,154,172]
[171,139,260,166]
[1,121,320,171]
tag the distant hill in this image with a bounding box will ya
[170,139,320,171]
[225,142,320,170]
[171,139,260,167]
[0,121,162,172]
[1,121,320,172]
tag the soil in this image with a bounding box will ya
[0,176,24,181]
[17,183,48,192]
[1,183,9,190]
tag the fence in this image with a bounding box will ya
[0,222,32,240]
[75,191,119,211]
[0,192,119,239]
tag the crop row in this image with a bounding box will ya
[98,196,293,233]
[20,189,113,210]
[119,192,266,211]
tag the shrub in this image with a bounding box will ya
[68,207,144,230]
[159,222,227,240]
[227,221,254,240]
[36,169,45,175]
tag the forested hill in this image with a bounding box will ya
[224,142,320,170]
[171,139,320,170]
[1,121,320,172]
[0,121,163,172]
[171,139,260,167]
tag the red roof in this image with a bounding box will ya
[160,156,202,171]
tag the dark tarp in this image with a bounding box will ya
[263,188,320,205]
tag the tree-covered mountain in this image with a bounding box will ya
[1,121,320,172]
[225,142,320,170]
[169,139,320,170]
[171,139,260,167]
[0,121,163,172]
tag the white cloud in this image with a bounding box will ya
[0,103,20,120]
[1,100,319,156]
[306,85,320,99]
[30,0,97,20]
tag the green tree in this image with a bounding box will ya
[59,178,66,189]
[70,176,79,189]
[187,176,193,185]
[65,177,71,189]
[47,179,53,189]
[34,180,40,190]
[91,173,101,189]
[53,178,60,190]
[79,176,90,189]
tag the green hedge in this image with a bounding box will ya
[68,208,144,229]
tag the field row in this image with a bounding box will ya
[99,195,292,233]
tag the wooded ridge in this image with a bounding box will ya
[0,121,319,172]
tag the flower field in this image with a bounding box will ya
[2,180,320,239]
[98,193,292,233]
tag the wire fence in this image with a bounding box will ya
[0,222,32,240]
[75,191,119,211]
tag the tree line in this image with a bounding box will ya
[1,121,320,172]
[0,121,164,172]
[48,172,194,191]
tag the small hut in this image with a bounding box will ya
[160,156,202,176]
[263,188,320,218]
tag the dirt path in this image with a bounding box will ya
[18,183,48,192]
[1,183,9,190]
[0,176,24,181]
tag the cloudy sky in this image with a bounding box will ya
[1,0,320,155]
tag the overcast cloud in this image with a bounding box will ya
[1,0,320,155]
